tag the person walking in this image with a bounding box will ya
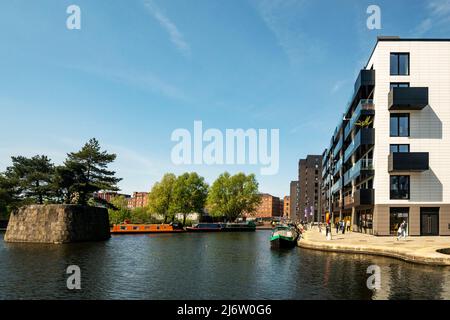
[397,221,406,240]
[346,219,351,232]
[341,220,346,234]
[401,220,408,240]
[335,221,339,234]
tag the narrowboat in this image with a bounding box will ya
[111,222,185,234]
[223,221,256,232]
[270,225,298,249]
[186,223,225,232]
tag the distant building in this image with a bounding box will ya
[283,196,290,218]
[290,181,299,220]
[298,155,322,222]
[94,192,130,203]
[249,193,282,219]
[128,192,149,209]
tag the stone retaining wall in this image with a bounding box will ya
[4,205,110,244]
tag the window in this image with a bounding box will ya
[390,53,410,75]
[390,176,410,200]
[390,144,410,153]
[390,82,410,91]
[390,208,409,235]
[390,113,410,137]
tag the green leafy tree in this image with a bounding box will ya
[61,138,122,205]
[171,172,208,225]
[5,155,55,205]
[147,173,177,223]
[207,172,261,222]
[108,195,132,225]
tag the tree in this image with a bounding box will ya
[171,172,208,225]
[207,172,261,222]
[62,138,122,205]
[108,195,132,225]
[0,173,18,219]
[5,155,55,204]
[147,173,177,223]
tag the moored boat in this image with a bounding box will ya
[270,225,298,249]
[223,221,256,232]
[111,222,185,234]
[186,223,225,232]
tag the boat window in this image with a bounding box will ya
[120,226,126,230]
[133,226,139,230]
[145,226,150,230]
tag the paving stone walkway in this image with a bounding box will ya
[298,227,450,266]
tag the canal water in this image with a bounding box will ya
[1,230,449,300]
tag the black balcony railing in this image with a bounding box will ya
[388,152,429,172]
[388,87,429,110]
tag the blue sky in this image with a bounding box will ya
[1,0,450,198]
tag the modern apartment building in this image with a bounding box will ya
[299,155,323,222]
[321,36,450,236]
[290,181,299,220]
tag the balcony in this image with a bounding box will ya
[388,87,429,111]
[388,152,429,172]
[343,158,374,186]
[344,189,374,209]
[331,179,342,194]
[344,99,375,140]
[343,128,375,163]
[333,158,343,176]
[333,137,343,158]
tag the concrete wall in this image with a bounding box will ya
[4,205,111,244]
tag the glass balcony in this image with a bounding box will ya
[344,99,374,140]
[331,179,342,194]
[343,128,375,163]
[333,158,343,176]
[333,137,343,158]
[343,159,373,186]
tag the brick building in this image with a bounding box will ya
[127,192,149,209]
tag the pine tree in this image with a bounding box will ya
[62,138,122,206]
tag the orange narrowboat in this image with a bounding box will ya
[111,222,185,234]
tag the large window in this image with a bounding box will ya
[390,53,410,75]
[390,113,410,137]
[390,144,410,153]
[390,176,410,200]
[390,207,409,235]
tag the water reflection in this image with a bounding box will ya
[0,231,449,300]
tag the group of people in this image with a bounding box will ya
[335,219,351,234]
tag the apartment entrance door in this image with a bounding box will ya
[420,208,439,236]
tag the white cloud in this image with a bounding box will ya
[413,0,450,36]
[331,80,348,94]
[143,0,191,57]
[64,64,190,103]
[252,0,324,66]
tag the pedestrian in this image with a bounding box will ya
[335,221,339,234]
[402,220,407,240]
[346,219,351,232]
[397,221,404,240]
[342,220,346,234]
